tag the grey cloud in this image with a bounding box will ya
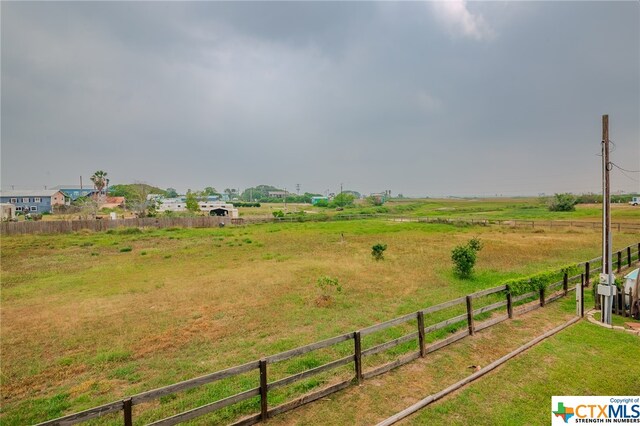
[1,1,638,196]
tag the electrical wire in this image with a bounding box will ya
[610,162,640,173]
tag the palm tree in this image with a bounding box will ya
[90,170,108,199]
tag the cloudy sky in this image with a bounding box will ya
[1,1,638,197]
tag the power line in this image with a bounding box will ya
[610,162,640,173]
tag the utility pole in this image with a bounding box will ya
[340,183,343,194]
[296,183,300,195]
[598,114,615,325]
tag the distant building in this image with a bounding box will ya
[51,185,98,201]
[0,190,68,213]
[101,197,126,209]
[268,191,288,199]
[369,193,387,204]
[156,197,238,218]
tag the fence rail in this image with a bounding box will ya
[36,242,640,426]
[3,212,640,235]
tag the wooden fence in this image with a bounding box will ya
[3,213,640,235]
[388,216,640,231]
[36,242,640,426]
[0,216,243,235]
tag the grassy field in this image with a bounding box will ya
[1,215,639,424]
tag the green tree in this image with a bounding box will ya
[185,190,200,213]
[548,193,577,212]
[90,170,108,194]
[331,192,355,208]
[203,187,218,196]
[166,188,178,198]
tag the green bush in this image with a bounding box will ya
[451,238,483,278]
[119,247,133,253]
[503,265,579,296]
[371,243,387,261]
[548,193,577,212]
[272,210,285,218]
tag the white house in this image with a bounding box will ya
[156,197,238,218]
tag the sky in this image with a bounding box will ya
[1,1,639,197]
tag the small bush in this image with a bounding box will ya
[371,243,387,261]
[451,238,483,278]
[315,276,342,307]
[119,247,132,253]
[272,210,285,218]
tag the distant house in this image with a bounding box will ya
[268,191,288,199]
[51,185,98,201]
[101,196,126,209]
[0,190,68,213]
[369,193,387,204]
[156,197,238,218]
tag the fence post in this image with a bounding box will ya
[354,332,363,384]
[638,243,640,264]
[617,251,622,273]
[259,359,268,421]
[539,286,545,307]
[618,289,623,316]
[417,311,426,358]
[628,246,632,268]
[580,275,585,318]
[585,262,590,287]
[466,296,475,336]
[123,398,132,426]
[506,286,513,319]
[563,272,568,296]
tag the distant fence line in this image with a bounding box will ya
[0,216,243,235]
[2,213,640,235]
[36,244,640,426]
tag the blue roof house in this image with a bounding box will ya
[51,185,98,201]
[0,190,68,213]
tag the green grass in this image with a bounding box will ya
[1,217,638,425]
[593,311,640,327]
[407,322,640,425]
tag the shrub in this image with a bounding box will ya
[503,265,579,296]
[119,247,133,252]
[315,276,342,307]
[371,243,387,261]
[451,238,483,278]
[548,193,577,212]
[272,210,285,218]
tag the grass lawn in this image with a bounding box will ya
[1,219,638,424]
[401,321,640,425]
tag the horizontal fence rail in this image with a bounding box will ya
[4,212,640,235]
[34,243,640,426]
